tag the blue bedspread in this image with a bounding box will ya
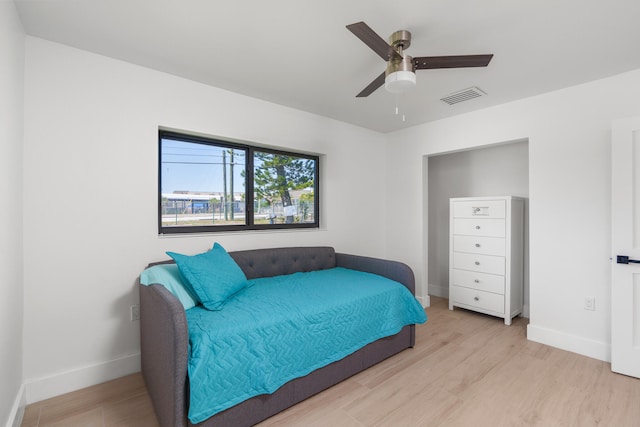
[185,267,427,423]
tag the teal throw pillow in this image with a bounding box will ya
[167,243,248,311]
[140,263,199,310]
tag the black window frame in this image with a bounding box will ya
[158,130,320,234]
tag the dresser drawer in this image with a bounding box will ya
[451,285,505,314]
[451,268,505,294]
[452,199,506,219]
[452,235,506,256]
[452,252,505,275]
[452,218,506,237]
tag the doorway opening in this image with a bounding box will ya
[424,139,530,317]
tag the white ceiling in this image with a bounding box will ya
[14,0,640,133]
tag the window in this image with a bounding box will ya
[159,131,319,234]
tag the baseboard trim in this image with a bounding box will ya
[416,294,431,308]
[24,353,141,404]
[527,324,610,362]
[6,383,26,427]
[428,283,449,299]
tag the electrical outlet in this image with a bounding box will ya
[130,304,140,321]
[584,297,595,311]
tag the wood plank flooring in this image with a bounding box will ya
[21,297,640,426]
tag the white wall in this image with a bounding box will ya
[427,142,529,315]
[386,68,640,362]
[0,2,25,426]
[21,37,388,403]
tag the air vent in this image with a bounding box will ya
[440,87,486,105]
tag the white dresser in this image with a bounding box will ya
[449,196,524,325]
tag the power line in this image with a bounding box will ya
[163,161,244,165]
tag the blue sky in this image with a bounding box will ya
[161,138,246,194]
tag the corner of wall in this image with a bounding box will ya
[0,1,26,426]
[416,294,431,308]
[6,384,26,427]
[427,283,449,299]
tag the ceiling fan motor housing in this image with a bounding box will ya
[385,30,416,93]
[386,53,414,75]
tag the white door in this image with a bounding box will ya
[611,116,640,378]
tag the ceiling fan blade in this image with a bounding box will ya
[346,21,402,61]
[414,54,494,70]
[356,72,386,97]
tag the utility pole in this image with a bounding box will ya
[230,149,234,220]
[222,150,228,221]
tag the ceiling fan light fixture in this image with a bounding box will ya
[385,70,416,93]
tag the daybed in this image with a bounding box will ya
[139,245,426,427]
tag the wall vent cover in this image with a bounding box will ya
[440,87,486,105]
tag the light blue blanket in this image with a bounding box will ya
[185,267,427,423]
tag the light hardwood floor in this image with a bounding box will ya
[21,297,640,426]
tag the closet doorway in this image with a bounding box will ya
[426,140,530,317]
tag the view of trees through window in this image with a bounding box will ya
[159,131,319,233]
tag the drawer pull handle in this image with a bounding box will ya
[475,261,480,265]
[475,225,481,229]
[474,279,480,283]
[474,296,480,301]
[475,243,481,247]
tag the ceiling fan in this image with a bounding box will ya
[346,21,493,97]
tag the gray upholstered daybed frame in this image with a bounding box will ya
[139,246,417,427]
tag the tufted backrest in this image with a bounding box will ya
[230,246,337,279]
